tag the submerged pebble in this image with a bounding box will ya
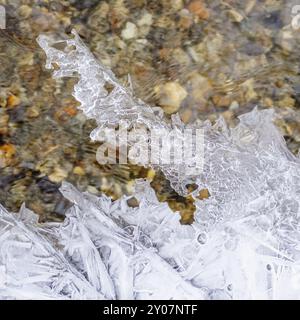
[156,82,187,114]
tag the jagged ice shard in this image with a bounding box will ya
[0,30,300,299]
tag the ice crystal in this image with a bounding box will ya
[37,30,204,195]
[0,203,102,299]
[0,31,300,299]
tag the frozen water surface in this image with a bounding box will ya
[0,31,300,299]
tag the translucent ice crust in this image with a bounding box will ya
[1,30,300,299]
[37,30,205,195]
[37,30,165,130]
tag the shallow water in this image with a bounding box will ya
[1,0,300,220]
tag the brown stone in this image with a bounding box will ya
[187,1,210,20]
[0,144,16,168]
[198,188,211,200]
[212,95,232,108]
[7,94,21,108]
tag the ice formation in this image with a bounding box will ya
[0,30,300,299]
[37,30,204,195]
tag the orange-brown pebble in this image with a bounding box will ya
[198,188,211,200]
[187,1,210,20]
[0,144,16,167]
[7,94,21,108]
[63,106,78,116]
